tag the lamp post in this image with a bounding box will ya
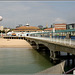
[5,29,8,36]
[0,16,3,37]
[53,28,55,38]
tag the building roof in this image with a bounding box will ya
[15,26,40,30]
[44,28,66,31]
[13,29,42,32]
[54,23,66,25]
[13,26,42,32]
[67,23,75,25]
[44,28,53,31]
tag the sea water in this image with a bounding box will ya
[0,48,53,74]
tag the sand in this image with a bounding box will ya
[0,38,32,48]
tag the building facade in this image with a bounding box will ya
[54,23,66,30]
[44,23,67,31]
[66,23,75,29]
[0,26,3,31]
[13,23,42,32]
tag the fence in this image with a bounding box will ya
[30,36,75,46]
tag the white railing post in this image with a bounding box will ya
[51,38,52,42]
[56,38,57,42]
[52,38,53,42]
[64,38,66,44]
[57,38,58,42]
[60,38,61,43]
[69,38,71,45]
[66,39,67,44]
[73,70,75,74]
[50,38,51,41]
[55,38,56,42]
[53,38,54,42]
[54,38,55,42]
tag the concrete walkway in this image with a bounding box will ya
[35,61,65,74]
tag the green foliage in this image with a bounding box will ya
[0,30,5,33]
[2,30,5,33]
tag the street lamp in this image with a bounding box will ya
[53,28,55,38]
[0,16,3,21]
[0,16,3,37]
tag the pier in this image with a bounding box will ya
[3,36,75,66]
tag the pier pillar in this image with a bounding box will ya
[72,55,75,66]
[36,44,39,50]
[30,41,36,46]
[50,50,59,64]
[58,51,60,57]
[67,53,70,66]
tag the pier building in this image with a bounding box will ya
[13,23,42,32]
[7,23,43,36]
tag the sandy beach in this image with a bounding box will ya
[0,38,32,48]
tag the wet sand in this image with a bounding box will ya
[0,38,32,48]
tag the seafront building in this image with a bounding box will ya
[7,23,43,36]
[43,23,75,39]
[44,23,66,31]
[13,23,42,32]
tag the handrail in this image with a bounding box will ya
[65,67,75,74]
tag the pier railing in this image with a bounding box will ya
[49,37,75,46]
[28,36,75,46]
[65,67,75,74]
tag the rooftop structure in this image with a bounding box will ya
[13,26,42,32]
[66,23,75,29]
[25,23,29,27]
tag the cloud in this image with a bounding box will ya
[0,1,75,28]
[54,18,66,23]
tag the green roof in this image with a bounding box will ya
[30,29,75,35]
[54,29,75,33]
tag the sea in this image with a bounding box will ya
[0,47,74,74]
[0,48,53,74]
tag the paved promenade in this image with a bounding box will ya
[35,61,65,74]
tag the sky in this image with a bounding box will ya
[0,1,75,28]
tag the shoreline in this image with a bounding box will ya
[0,46,32,48]
[0,38,32,48]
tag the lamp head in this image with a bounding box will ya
[0,16,3,21]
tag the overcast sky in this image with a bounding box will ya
[0,1,75,28]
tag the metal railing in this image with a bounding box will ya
[65,67,75,74]
[28,36,75,46]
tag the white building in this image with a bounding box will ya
[0,26,3,31]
